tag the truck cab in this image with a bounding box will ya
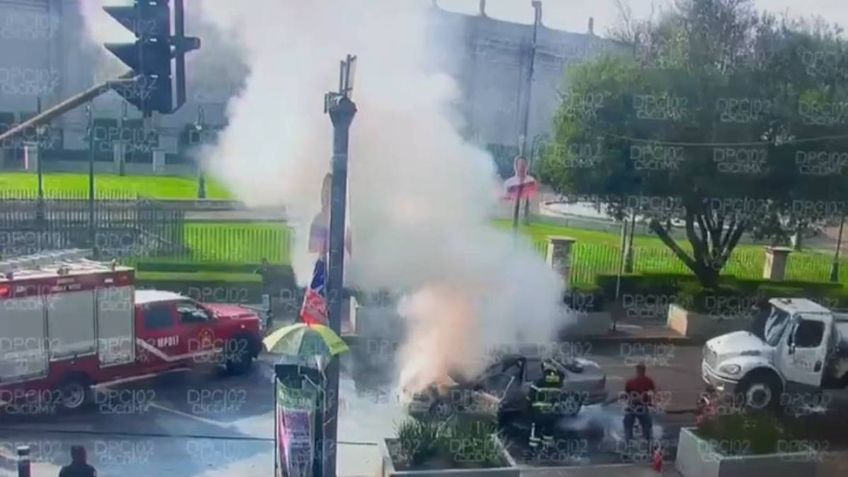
[134,290,264,376]
[702,298,847,411]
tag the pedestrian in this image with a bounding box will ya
[528,360,564,451]
[58,445,97,477]
[623,362,656,452]
[255,258,274,327]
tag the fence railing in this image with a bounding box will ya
[181,224,292,264]
[0,189,141,201]
[0,197,184,261]
[534,238,847,286]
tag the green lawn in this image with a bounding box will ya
[183,222,292,264]
[492,219,846,286]
[0,173,233,200]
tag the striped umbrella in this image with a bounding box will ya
[262,323,349,361]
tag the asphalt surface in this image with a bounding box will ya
[0,344,705,477]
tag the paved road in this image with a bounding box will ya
[0,344,704,477]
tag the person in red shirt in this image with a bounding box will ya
[623,362,656,446]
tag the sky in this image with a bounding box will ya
[437,0,848,35]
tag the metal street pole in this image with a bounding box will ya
[624,210,636,273]
[35,97,44,201]
[518,1,542,224]
[117,101,127,176]
[195,106,207,199]
[323,55,357,477]
[86,104,96,258]
[830,213,845,283]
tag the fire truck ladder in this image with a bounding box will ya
[0,248,102,276]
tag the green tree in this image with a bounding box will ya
[541,0,848,287]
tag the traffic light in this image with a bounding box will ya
[103,0,199,115]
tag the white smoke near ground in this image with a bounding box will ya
[84,0,572,395]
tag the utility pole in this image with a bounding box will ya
[519,1,542,225]
[322,54,357,477]
[831,213,845,283]
[194,106,207,199]
[116,101,128,176]
[35,97,44,200]
[86,104,96,258]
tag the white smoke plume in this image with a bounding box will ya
[85,0,571,395]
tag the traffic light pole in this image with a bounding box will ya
[323,91,357,477]
[0,75,135,146]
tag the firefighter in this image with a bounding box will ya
[528,360,564,451]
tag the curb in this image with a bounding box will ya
[584,334,702,345]
[339,334,702,346]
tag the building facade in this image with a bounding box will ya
[0,0,623,173]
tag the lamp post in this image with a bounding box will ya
[116,101,127,176]
[35,97,45,202]
[194,106,206,199]
[830,214,845,283]
[86,104,96,257]
[516,1,542,228]
[518,1,542,158]
[322,54,357,477]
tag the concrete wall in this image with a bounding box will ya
[428,7,625,148]
[0,1,624,162]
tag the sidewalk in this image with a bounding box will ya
[521,463,681,477]
[589,321,697,345]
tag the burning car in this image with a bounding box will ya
[405,353,608,427]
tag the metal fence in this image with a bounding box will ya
[534,238,848,286]
[0,189,141,201]
[0,196,185,261]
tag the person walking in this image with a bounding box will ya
[623,363,656,451]
[58,446,97,477]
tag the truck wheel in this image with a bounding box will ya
[737,374,781,412]
[57,376,92,412]
[225,337,255,375]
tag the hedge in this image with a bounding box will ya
[135,260,295,280]
[594,272,848,313]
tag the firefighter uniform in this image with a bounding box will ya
[528,363,564,450]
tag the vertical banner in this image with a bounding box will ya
[275,366,322,477]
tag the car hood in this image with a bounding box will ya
[708,331,770,354]
[205,303,260,322]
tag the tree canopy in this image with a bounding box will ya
[540,0,848,286]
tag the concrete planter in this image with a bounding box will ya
[381,437,518,477]
[560,311,612,337]
[667,304,753,341]
[675,427,827,477]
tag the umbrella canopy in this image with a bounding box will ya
[263,323,349,358]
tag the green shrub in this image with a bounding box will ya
[565,284,605,312]
[595,271,845,312]
[394,418,504,470]
[396,419,444,468]
[676,282,742,313]
[696,412,785,455]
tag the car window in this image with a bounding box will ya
[176,300,210,324]
[524,359,543,383]
[143,303,174,330]
[795,319,824,348]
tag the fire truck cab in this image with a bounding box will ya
[0,250,263,413]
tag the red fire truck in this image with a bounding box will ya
[0,250,263,412]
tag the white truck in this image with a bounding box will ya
[702,298,848,411]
